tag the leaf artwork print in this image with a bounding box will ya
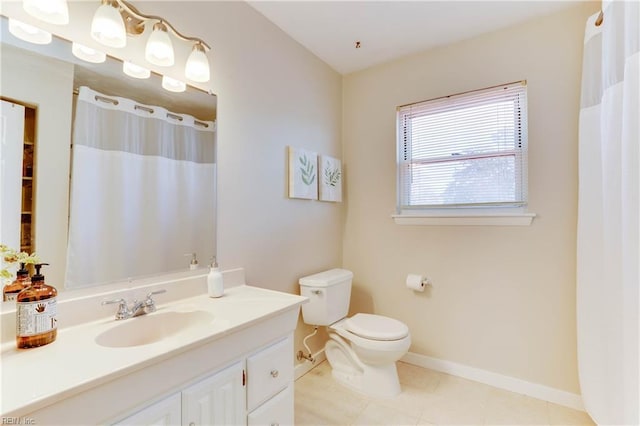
[288,147,318,200]
[324,165,341,187]
[318,155,342,202]
[299,154,316,186]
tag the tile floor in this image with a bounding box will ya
[294,361,595,425]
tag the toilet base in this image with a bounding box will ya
[331,362,401,398]
[325,334,402,398]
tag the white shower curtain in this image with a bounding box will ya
[66,87,216,288]
[577,2,639,425]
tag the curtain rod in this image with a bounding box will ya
[72,89,210,128]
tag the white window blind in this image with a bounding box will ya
[397,81,528,211]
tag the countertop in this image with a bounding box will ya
[0,285,306,417]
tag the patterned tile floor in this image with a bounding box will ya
[294,361,595,425]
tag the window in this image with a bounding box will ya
[395,81,533,225]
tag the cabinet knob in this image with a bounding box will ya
[270,369,279,378]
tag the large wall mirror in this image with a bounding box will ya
[1,16,217,294]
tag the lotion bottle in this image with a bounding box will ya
[16,263,57,349]
[207,257,224,298]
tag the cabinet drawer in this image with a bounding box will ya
[247,336,293,411]
[247,385,294,426]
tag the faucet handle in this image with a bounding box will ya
[102,298,129,320]
[143,289,166,314]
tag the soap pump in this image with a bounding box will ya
[16,263,57,349]
[184,253,198,270]
[207,257,224,298]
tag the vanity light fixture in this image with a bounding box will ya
[90,0,126,48]
[122,61,151,79]
[145,21,174,67]
[89,0,211,81]
[23,0,69,25]
[185,42,210,83]
[72,42,106,64]
[8,18,52,45]
[161,75,186,93]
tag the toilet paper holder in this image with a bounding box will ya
[406,274,431,291]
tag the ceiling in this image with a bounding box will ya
[247,1,581,74]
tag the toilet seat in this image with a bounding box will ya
[344,313,409,341]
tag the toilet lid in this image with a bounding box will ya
[344,313,409,341]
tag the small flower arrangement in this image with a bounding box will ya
[1,244,39,281]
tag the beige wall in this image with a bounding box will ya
[342,2,599,393]
[144,2,344,359]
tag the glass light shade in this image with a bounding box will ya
[91,2,126,48]
[185,44,210,83]
[123,61,151,79]
[145,23,174,67]
[72,42,106,64]
[161,76,186,93]
[23,0,69,25]
[8,19,52,45]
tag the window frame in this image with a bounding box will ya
[394,81,535,226]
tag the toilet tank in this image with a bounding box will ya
[299,269,353,326]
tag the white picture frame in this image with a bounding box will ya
[319,155,342,202]
[288,146,318,200]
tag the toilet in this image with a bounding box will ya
[299,268,411,398]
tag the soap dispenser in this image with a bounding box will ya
[207,257,224,298]
[16,263,57,349]
[3,262,31,302]
[185,253,199,270]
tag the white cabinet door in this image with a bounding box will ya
[113,393,181,426]
[182,361,245,426]
[247,385,293,426]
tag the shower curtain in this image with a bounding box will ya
[66,86,216,288]
[577,2,639,425]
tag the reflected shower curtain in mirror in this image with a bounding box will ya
[577,2,639,425]
[66,86,216,288]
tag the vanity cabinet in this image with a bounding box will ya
[113,394,181,426]
[247,385,294,426]
[113,336,293,426]
[3,285,306,426]
[182,361,245,425]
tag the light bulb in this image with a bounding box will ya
[8,18,52,45]
[185,43,210,83]
[23,0,69,25]
[123,61,151,79]
[145,22,174,67]
[91,0,126,48]
[72,42,106,64]
[162,76,186,93]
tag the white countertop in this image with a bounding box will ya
[0,284,306,417]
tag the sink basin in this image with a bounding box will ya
[95,310,215,348]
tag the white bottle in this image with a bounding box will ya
[207,257,224,298]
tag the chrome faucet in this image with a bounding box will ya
[102,289,167,320]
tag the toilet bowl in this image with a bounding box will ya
[298,269,411,398]
[325,314,411,398]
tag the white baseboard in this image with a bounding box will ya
[294,349,327,380]
[401,352,585,412]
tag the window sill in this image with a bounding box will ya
[391,213,536,226]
